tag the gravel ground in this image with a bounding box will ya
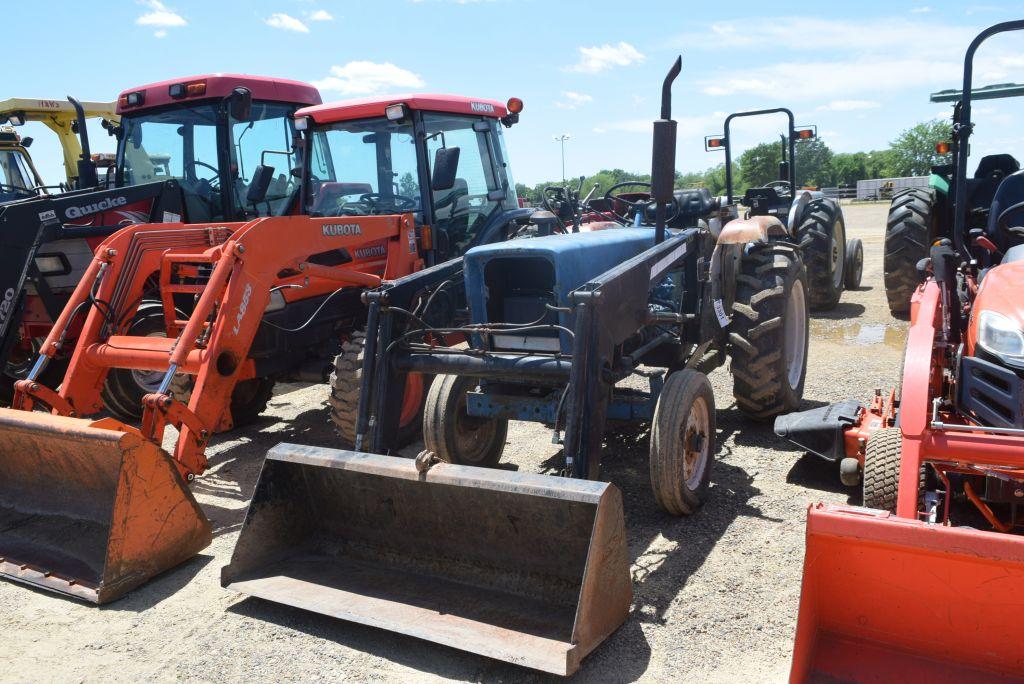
[1,202,903,683]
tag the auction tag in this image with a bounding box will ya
[714,298,730,327]
[162,211,182,223]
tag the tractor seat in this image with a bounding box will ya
[969,154,1022,212]
[672,188,714,227]
[986,169,1024,251]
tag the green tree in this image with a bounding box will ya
[397,172,419,197]
[738,141,783,189]
[888,119,953,176]
[794,139,834,187]
[514,182,532,202]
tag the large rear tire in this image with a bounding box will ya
[884,188,936,316]
[329,330,429,447]
[862,427,903,512]
[423,374,507,467]
[649,369,715,516]
[796,198,846,310]
[102,302,191,421]
[730,242,809,419]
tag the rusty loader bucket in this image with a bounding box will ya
[0,410,211,604]
[222,444,632,676]
[792,504,1024,682]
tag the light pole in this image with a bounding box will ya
[554,134,570,183]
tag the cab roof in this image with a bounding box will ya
[117,74,321,114]
[0,98,116,121]
[298,94,508,124]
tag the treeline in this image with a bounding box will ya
[517,119,951,202]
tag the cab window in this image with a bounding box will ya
[423,113,506,255]
[230,102,299,217]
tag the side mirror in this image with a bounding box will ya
[228,87,253,122]
[431,146,460,191]
[21,137,32,148]
[247,165,275,203]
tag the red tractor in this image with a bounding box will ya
[776,21,1024,681]
[0,91,534,605]
[0,74,321,410]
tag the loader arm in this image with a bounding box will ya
[15,213,420,477]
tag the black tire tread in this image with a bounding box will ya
[884,187,935,315]
[730,242,808,419]
[649,370,715,516]
[796,198,845,310]
[862,427,903,511]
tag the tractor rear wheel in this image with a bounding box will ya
[862,427,903,511]
[649,369,715,515]
[102,302,191,421]
[796,198,846,310]
[329,330,430,447]
[423,374,507,467]
[884,187,936,316]
[729,242,809,419]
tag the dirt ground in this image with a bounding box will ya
[1,202,904,683]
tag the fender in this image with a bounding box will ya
[787,190,813,233]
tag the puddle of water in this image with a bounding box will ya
[810,322,907,350]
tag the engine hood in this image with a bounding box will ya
[967,259,1024,356]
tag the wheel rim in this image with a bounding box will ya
[130,331,170,392]
[453,385,499,464]
[399,373,425,428]
[681,395,710,490]
[830,218,846,289]
[5,335,40,380]
[785,279,807,389]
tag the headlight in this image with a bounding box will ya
[33,254,69,275]
[977,310,1024,360]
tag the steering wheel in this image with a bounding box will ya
[996,200,1024,238]
[603,181,679,224]
[765,180,792,194]
[359,192,418,211]
[186,160,220,184]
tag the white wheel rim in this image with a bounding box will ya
[131,331,170,392]
[831,219,846,289]
[785,280,807,389]
[682,396,710,489]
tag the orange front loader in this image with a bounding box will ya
[0,213,420,603]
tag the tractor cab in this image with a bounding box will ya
[113,75,321,223]
[295,94,528,264]
[0,98,119,195]
[0,125,44,203]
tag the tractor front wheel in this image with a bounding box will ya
[649,369,715,516]
[423,374,507,467]
[102,302,191,421]
[796,198,846,310]
[329,329,430,447]
[730,242,809,419]
[862,427,903,511]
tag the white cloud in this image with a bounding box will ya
[313,61,425,95]
[265,13,310,33]
[911,5,932,12]
[817,99,881,112]
[565,42,645,73]
[307,9,334,21]
[136,0,185,36]
[555,91,593,109]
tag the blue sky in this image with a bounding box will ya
[8,0,1024,186]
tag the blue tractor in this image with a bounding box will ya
[223,58,810,675]
[705,108,862,309]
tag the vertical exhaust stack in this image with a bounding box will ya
[0,411,211,604]
[651,56,681,244]
[222,445,632,676]
[792,504,1024,682]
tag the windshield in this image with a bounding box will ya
[117,100,299,222]
[0,148,38,202]
[308,118,421,217]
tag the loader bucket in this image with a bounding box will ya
[792,504,1024,683]
[222,444,632,676]
[0,410,211,604]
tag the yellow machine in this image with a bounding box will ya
[0,98,118,192]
